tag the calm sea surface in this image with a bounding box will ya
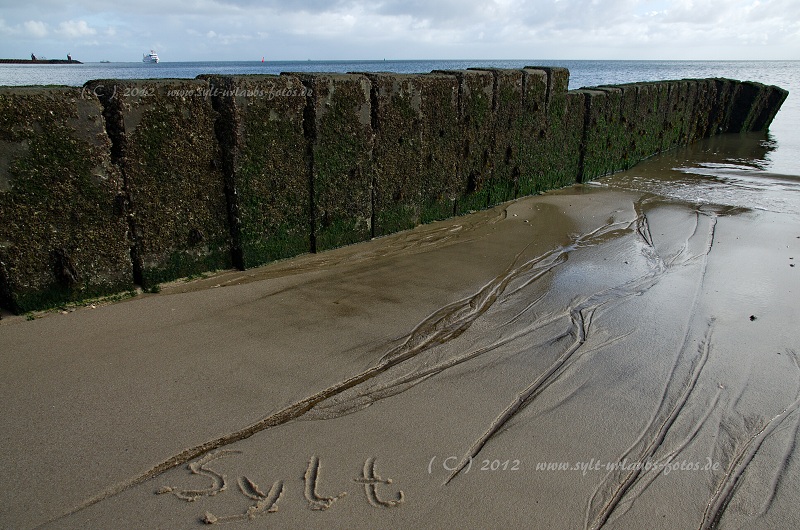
[1,60,798,175]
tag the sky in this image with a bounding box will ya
[1,0,798,62]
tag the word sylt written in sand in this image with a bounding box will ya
[156,451,404,524]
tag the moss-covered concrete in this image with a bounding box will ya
[687,79,716,141]
[86,79,233,288]
[293,73,373,251]
[581,88,626,180]
[0,71,789,310]
[436,69,495,215]
[467,69,525,206]
[604,82,667,165]
[536,67,584,187]
[516,68,550,196]
[636,82,670,158]
[367,73,460,235]
[661,81,691,150]
[203,74,310,269]
[0,87,132,313]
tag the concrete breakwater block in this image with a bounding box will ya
[293,73,373,251]
[581,81,668,180]
[204,74,310,269]
[532,67,584,187]
[580,87,626,180]
[634,82,670,158]
[467,68,525,207]
[436,69,495,215]
[687,79,717,141]
[367,72,460,235]
[516,68,550,196]
[86,79,233,288]
[726,81,789,133]
[751,84,789,132]
[708,78,738,135]
[615,83,665,164]
[0,87,132,313]
[661,80,697,150]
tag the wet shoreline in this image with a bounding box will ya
[2,133,799,528]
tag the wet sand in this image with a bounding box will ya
[1,134,799,529]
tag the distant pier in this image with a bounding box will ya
[0,59,83,64]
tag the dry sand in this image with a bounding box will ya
[1,133,799,529]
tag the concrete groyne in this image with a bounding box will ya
[0,68,788,314]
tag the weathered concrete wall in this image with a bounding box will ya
[537,68,586,189]
[86,79,233,288]
[294,73,374,252]
[438,69,494,214]
[0,70,788,313]
[0,87,133,313]
[202,74,310,270]
[475,68,525,206]
[367,72,461,235]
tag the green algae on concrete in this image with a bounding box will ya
[204,74,310,269]
[0,70,791,309]
[616,84,649,164]
[87,79,233,288]
[634,82,670,158]
[367,72,460,235]
[662,80,695,150]
[437,69,495,215]
[0,87,132,313]
[687,79,717,141]
[469,68,525,206]
[516,68,550,197]
[535,67,584,187]
[415,74,461,224]
[580,87,627,180]
[294,73,373,251]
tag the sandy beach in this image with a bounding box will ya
[1,131,799,529]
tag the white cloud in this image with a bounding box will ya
[56,20,97,38]
[0,18,18,36]
[0,0,797,60]
[23,20,49,38]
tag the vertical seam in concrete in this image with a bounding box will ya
[91,82,144,287]
[686,80,696,143]
[454,72,465,216]
[471,69,500,207]
[662,82,673,152]
[369,78,379,239]
[0,254,12,313]
[487,70,499,207]
[577,90,591,183]
[634,85,642,154]
[208,75,245,271]
[300,76,318,253]
[543,69,553,114]
[516,70,528,198]
[485,69,499,113]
